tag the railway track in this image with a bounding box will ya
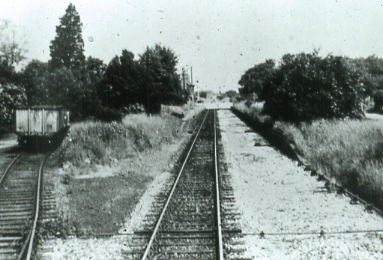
[126,110,249,260]
[0,153,48,260]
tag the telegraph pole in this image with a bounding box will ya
[182,68,186,89]
[190,66,193,84]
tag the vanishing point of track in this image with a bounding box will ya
[0,153,48,260]
[126,109,248,260]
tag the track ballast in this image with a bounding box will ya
[126,110,249,260]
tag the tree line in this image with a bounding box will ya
[238,51,383,122]
[0,3,189,128]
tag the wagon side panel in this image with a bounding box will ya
[44,110,60,135]
[29,109,44,135]
[15,109,29,134]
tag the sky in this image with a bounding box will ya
[1,0,383,92]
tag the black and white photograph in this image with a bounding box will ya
[0,0,383,259]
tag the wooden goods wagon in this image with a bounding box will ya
[15,106,70,146]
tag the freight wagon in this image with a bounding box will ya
[15,106,70,146]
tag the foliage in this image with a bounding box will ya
[21,60,49,105]
[0,20,25,86]
[260,52,364,122]
[0,20,27,129]
[224,90,238,98]
[35,67,84,119]
[199,91,207,98]
[97,50,143,115]
[78,57,106,118]
[0,83,27,125]
[140,44,186,112]
[21,56,106,120]
[0,19,26,68]
[49,3,85,70]
[219,90,239,101]
[97,45,187,116]
[238,59,275,99]
[2,3,188,122]
[373,90,383,111]
[0,63,18,85]
[349,56,383,97]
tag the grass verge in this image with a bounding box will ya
[233,101,383,209]
[46,104,202,236]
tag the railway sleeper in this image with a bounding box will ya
[147,250,215,259]
[0,191,34,196]
[155,240,216,247]
[0,212,32,218]
[0,248,18,256]
[0,242,19,250]
[0,236,22,243]
[0,207,33,212]
[0,198,34,203]
[0,201,33,206]
[0,215,32,221]
[152,245,216,253]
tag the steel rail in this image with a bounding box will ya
[140,110,209,260]
[0,154,21,186]
[242,229,383,237]
[213,110,225,260]
[18,154,49,260]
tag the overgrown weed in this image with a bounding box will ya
[53,111,183,170]
[234,101,383,207]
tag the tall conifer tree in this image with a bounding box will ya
[50,4,85,70]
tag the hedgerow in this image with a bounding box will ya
[243,52,365,122]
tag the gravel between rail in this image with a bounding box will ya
[218,109,383,260]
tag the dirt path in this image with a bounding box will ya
[218,109,383,260]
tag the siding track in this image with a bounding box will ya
[0,153,48,260]
[126,110,249,260]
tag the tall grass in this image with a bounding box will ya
[234,101,383,207]
[276,119,383,201]
[54,112,183,169]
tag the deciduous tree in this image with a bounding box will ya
[238,59,275,100]
[22,60,49,105]
[139,44,185,112]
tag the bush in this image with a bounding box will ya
[373,90,383,111]
[0,83,26,125]
[261,52,364,122]
[144,92,162,114]
[199,91,207,98]
[94,106,124,122]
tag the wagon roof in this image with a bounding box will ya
[16,105,68,110]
